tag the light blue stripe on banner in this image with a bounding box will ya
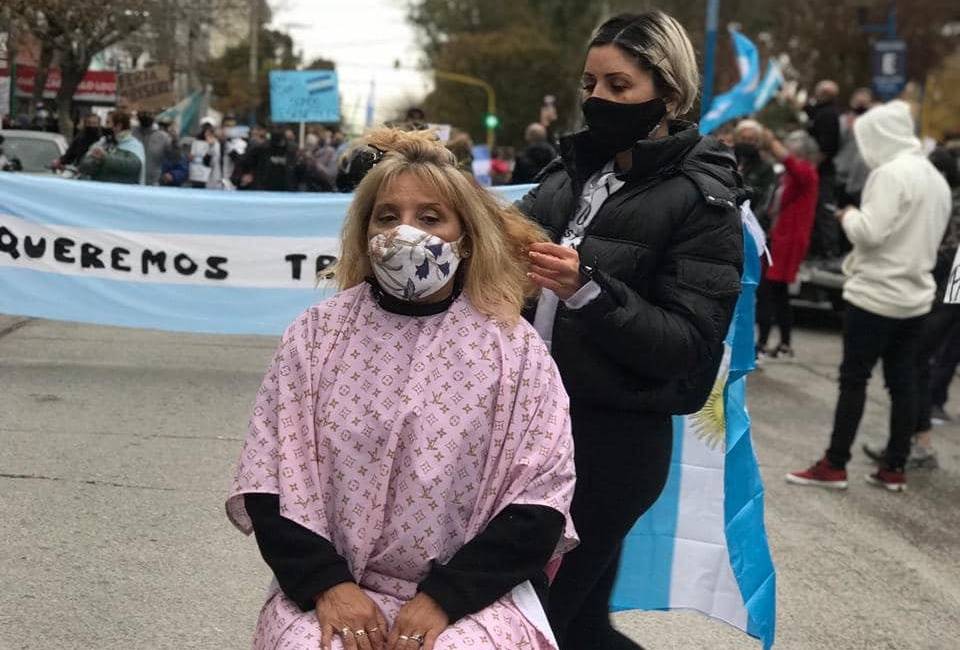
[609,414,685,611]
[0,175,536,237]
[0,175,351,237]
[0,266,331,336]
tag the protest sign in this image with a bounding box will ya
[118,65,174,112]
[269,70,341,124]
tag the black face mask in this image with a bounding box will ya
[852,105,869,116]
[139,116,154,129]
[83,126,102,140]
[102,127,115,142]
[734,142,760,163]
[582,96,667,155]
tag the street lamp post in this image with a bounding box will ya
[434,70,497,150]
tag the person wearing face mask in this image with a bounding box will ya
[803,80,843,259]
[53,113,103,170]
[515,11,744,649]
[136,111,175,186]
[238,127,298,191]
[834,87,874,208]
[227,127,577,650]
[78,110,145,184]
[733,119,777,232]
[295,130,338,192]
[219,115,247,186]
[188,122,223,189]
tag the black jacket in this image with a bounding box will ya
[518,122,744,416]
[805,101,841,176]
[240,140,297,191]
[512,141,558,184]
[740,156,778,232]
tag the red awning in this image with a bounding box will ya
[0,65,117,103]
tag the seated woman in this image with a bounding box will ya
[227,129,577,650]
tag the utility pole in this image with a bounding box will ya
[248,0,259,124]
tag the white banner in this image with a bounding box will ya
[0,214,339,289]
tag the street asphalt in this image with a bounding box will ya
[1,313,958,649]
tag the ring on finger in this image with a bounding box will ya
[340,627,353,636]
[398,634,410,642]
[410,633,425,644]
[355,629,366,638]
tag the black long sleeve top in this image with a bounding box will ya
[244,493,563,621]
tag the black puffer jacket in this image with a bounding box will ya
[518,121,745,415]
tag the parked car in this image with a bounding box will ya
[791,257,846,312]
[0,129,68,175]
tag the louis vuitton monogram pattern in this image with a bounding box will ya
[227,285,577,649]
[252,584,543,649]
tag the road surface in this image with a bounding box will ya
[1,314,958,649]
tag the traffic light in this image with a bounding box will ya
[484,113,500,129]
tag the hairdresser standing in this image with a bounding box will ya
[517,11,744,649]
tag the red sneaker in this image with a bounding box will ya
[785,458,848,489]
[866,468,907,492]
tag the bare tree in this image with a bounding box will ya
[9,1,152,135]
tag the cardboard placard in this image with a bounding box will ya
[118,65,174,113]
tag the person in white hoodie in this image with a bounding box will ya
[787,100,951,492]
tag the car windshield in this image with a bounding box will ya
[2,135,59,173]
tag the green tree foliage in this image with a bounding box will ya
[410,0,604,147]
[204,27,301,124]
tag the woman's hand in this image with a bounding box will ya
[315,582,388,650]
[527,242,583,300]
[388,593,449,650]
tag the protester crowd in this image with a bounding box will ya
[24,100,563,194]
[715,79,960,486]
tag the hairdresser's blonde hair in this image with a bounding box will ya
[333,128,547,323]
[590,11,700,117]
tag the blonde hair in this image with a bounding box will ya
[589,11,700,117]
[332,128,548,323]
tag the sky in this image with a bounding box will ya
[269,0,432,129]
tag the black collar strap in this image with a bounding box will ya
[365,277,462,317]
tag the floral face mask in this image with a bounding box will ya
[367,224,465,302]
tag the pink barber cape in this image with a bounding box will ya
[227,284,577,649]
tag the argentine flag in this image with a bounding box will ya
[611,206,776,649]
[700,29,784,136]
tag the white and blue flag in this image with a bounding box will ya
[700,29,784,135]
[612,209,776,649]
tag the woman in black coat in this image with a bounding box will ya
[517,11,745,649]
